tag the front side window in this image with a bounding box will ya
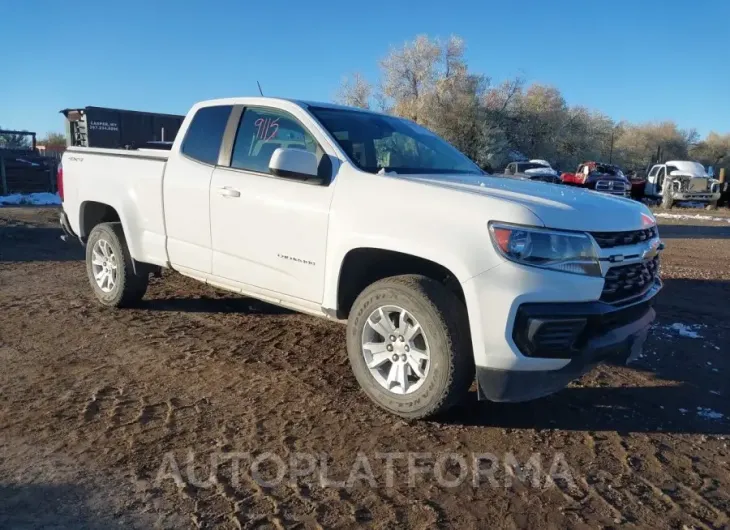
[309,107,482,176]
[231,107,317,174]
[181,105,233,165]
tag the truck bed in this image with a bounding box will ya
[61,146,170,267]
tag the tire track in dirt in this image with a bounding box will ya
[2,209,730,529]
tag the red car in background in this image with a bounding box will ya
[561,161,631,197]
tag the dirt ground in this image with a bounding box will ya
[1,206,729,529]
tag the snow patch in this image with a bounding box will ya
[697,407,724,420]
[654,322,705,339]
[654,212,730,224]
[0,193,61,206]
[670,323,703,338]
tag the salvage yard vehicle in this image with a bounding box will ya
[645,160,721,209]
[561,161,631,197]
[58,97,663,419]
[503,160,561,184]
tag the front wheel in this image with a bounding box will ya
[346,275,474,419]
[85,222,149,307]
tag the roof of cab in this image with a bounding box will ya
[193,96,382,115]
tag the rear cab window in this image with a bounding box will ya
[181,105,233,165]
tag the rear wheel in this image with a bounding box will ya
[85,222,149,307]
[346,275,474,419]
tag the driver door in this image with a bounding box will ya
[209,106,335,303]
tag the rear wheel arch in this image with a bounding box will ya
[78,201,147,273]
[79,201,121,239]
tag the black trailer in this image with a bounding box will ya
[61,106,184,149]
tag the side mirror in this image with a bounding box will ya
[269,148,321,182]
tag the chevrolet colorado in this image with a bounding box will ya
[59,97,663,419]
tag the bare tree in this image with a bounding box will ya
[335,73,372,109]
[379,35,441,121]
[690,132,730,166]
[332,33,721,173]
[0,128,32,149]
[39,132,66,148]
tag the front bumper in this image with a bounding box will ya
[671,191,721,202]
[475,282,659,402]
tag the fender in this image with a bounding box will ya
[321,234,500,312]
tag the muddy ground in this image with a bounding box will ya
[1,206,729,529]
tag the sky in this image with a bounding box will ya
[2,0,729,138]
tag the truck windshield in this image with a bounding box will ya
[309,107,483,175]
[593,164,620,176]
[517,163,550,172]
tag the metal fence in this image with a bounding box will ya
[0,152,58,195]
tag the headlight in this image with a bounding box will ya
[489,222,601,276]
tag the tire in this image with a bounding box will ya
[85,222,149,308]
[346,275,474,420]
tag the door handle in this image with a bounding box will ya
[218,187,240,198]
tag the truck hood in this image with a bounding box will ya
[400,173,654,232]
[523,167,558,177]
[667,160,708,177]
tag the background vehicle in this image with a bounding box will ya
[561,161,631,197]
[624,169,648,200]
[645,160,721,209]
[503,160,561,183]
[59,97,662,420]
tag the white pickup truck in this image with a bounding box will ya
[644,160,721,209]
[59,97,663,419]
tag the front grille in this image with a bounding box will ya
[601,256,659,303]
[595,180,627,192]
[590,227,658,248]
